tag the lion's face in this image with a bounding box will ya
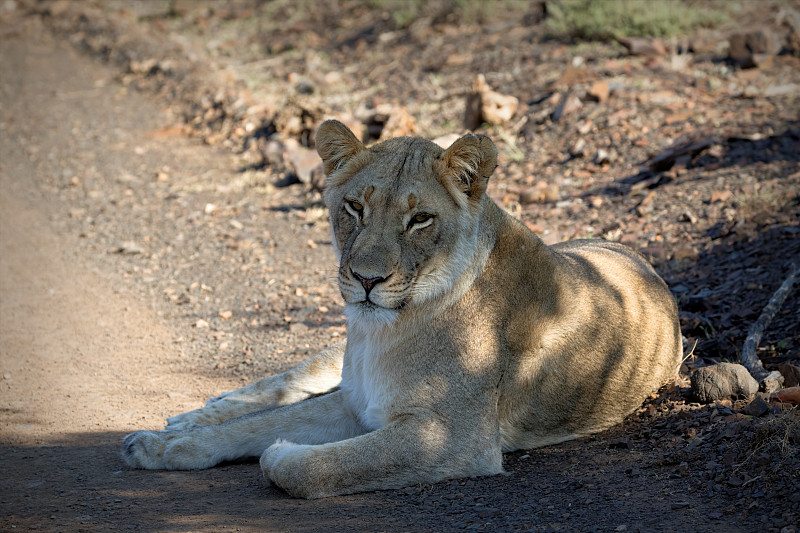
[315,121,497,324]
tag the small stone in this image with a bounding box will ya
[710,190,732,203]
[218,310,233,320]
[569,138,587,157]
[113,242,143,255]
[691,362,759,403]
[464,74,518,129]
[619,37,666,56]
[551,94,582,122]
[728,29,776,68]
[283,138,323,184]
[741,395,769,417]
[679,210,698,224]
[379,107,419,140]
[778,363,800,387]
[432,133,461,149]
[520,182,559,204]
[195,319,210,329]
[555,66,592,87]
[587,80,610,103]
[595,149,610,164]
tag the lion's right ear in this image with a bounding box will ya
[315,120,365,176]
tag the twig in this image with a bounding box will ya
[741,261,798,392]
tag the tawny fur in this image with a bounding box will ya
[122,121,682,498]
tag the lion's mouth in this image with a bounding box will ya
[353,298,405,313]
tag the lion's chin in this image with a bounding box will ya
[344,301,400,327]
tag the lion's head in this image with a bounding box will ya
[315,120,498,325]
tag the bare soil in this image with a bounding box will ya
[1,2,798,532]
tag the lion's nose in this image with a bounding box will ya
[352,270,387,296]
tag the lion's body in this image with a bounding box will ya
[123,122,682,498]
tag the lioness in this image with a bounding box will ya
[122,121,681,498]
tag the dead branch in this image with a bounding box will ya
[741,261,798,392]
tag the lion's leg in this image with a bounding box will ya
[260,412,504,499]
[123,389,362,470]
[166,342,344,430]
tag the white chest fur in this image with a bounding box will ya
[339,318,398,431]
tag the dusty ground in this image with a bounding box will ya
[1,1,799,532]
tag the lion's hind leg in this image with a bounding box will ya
[165,342,344,430]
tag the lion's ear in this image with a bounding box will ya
[439,134,497,202]
[315,120,365,176]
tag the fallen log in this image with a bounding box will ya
[740,261,798,392]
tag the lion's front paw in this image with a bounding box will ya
[122,429,216,470]
[122,431,171,469]
[260,440,317,498]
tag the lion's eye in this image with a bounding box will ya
[344,199,364,219]
[408,213,434,230]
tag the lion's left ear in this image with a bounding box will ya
[438,134,497,203]
[315,120,365,176]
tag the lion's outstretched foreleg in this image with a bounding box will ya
[165,342,344,430]
[124,388,362,470]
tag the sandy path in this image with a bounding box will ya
[0,17,386,533]
[0,19,215,447]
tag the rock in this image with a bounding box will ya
[481,89,519,125]
[520,181,559,204]
[432,133,461,149]
[780,8,800,56]
[688,30,724,55]
[586,80,610,103]
[618,37,666,56]
[555,66,592,88]
[770,386,800,405]
[779,363,800,387]
[283,138,322,184]
[763,83,799,97]
[595,149,610,165]
[728,29,776,68]
[113,242,143,255]
[379,107,419,140]
[691,362,759,403]
[464,74,518,129]
[710,190,732,203]
[741,395,769,417]
[274,98,324,141]
[647,135,712,172]
[551,93,582,122]
[569,138,587,158]
[263,138,285,167]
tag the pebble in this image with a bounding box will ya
[741,395,769,417]
[587,80,610,103]
[551,94,582,122]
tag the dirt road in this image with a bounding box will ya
[0,11,793,533]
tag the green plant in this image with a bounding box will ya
[545,0,728,41]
